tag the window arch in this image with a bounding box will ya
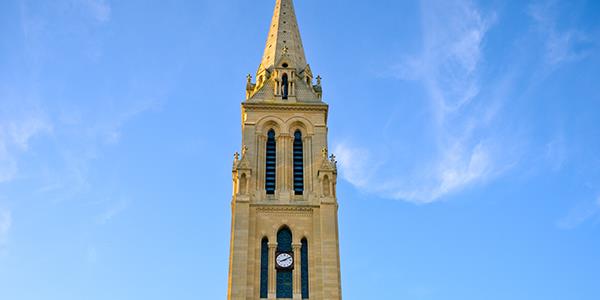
[282,73,289,100]
[276,227,293,298]
[260,237,269,298]
[301,238,309,299]
[293,130,304,195]
[265,130,276,195]
[239,173,247,195]
[323,175,331,197]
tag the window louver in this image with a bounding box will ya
[293,130,304,195]
[265,130,277,195]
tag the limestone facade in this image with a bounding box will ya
[227,0,342,299]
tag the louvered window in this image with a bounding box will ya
[265,130,276,195]
[293,130,304,195]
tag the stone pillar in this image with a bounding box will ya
[268,242,277,299]
[276,135,284,195]
[257,135,266,194]
[304,136,312,196]
[285,135,293,197]
[292,243,302,299]
[277,134,292,201]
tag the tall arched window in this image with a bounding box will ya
[301,238,309,299]
[265,130,276,195]
[260,237,269,298]
[276,227,293,298]
[293,130,304,195]
[239,173,247,195]
[282,74,289,100]
[323,175,331,197]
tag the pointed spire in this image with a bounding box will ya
[259,0,308,73]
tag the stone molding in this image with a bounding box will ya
[254,205,315,217]
[243,102,328,114]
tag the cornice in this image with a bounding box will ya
[242,102,329,121]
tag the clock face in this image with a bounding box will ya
[276,252,294,269]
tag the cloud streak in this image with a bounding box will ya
[0,114,52,183]
[0,209,12,247]
[336,0,512,204]
[529,0,594,67]
[80,0,112,23]
[557,196,600,230]
[96,199,129,225]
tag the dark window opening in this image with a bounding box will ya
[282,74,289,100]
[293,130,304,195]
[277,227,293,298]
[260,237,269,298]
[301,238,309,299]
[265,130,276,194]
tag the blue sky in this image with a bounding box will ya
[1,0,600,299]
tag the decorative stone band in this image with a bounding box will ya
[243,102,328,113]
[254,205,315,217]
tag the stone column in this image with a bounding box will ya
[292,243,302,300]
[304,136,312,196]
[277,134,292,201]
[276,134,284,195]
[268,242,278,299]
[285,135,293,197]
[257,135,266,195]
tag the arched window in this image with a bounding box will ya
[260,237,269,298]
[265,130,276,195]
[239,173,247,195]
[293,130,304,195]
[323,175,331,197]
[282,73,289,100]
[301,238,309,299]
[276,227,293,298]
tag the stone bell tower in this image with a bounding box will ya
[227,0,342,299]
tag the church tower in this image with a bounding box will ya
[228,0,342,299]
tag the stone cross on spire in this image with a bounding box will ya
[259,0,308,73]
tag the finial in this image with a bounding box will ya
[234,152,240,162]
[316,75,322,86]
[322,147,328,159]
[246,74,252,84]
[242,145,248,158]
[330,154,336,163]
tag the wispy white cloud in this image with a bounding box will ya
[557,196,600,230]
[396,0,494,120]
[37,98,162,199]
[337,0,513,204]
[545,133,567,172]
[0,115,52,183]
[86,245,98,263]
[80,0,112,23]
[335,139,510,204]
[529,1,593,66]
[96,198,129,225]
[0,209,12,247]
[334,143,381,190]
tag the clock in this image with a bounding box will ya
[276,252,294,270]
